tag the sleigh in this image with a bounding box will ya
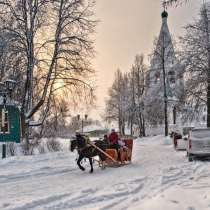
[94,138,133,168]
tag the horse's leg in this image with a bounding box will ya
[99,154,106,170]
[77,155,85,171]
[89,158,93,173]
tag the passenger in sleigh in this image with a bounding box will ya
[108,129,130,162]
[118,138,130,162]
[108,129,120,150]
[103,134,109,144]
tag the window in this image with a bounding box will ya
[168,71,175,84]
[179,74,183,79]
[0,109,9,133]
[170,77,175,84]
[168,71,175,76]
[155,72,160,83]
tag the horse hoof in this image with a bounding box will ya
[80,167,85,171]
[89,170,93,173]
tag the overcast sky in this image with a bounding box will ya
[90,0,203,119]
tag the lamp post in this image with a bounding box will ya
[77,114,88,133]
[167,97,179,126]
[173,106,177,125]
[0,79,16,159]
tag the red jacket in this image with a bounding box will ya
[108,132,119,144]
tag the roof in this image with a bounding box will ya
[77,124,107,133]
[0,96,19,107]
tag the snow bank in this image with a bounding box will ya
[0,137,70,157]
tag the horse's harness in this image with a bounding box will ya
[76,137,94,153]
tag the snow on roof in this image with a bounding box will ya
[81,124,107,133]
[0,96,19,106]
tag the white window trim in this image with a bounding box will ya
[0,110,10,134]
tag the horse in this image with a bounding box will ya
[70,134,108,173]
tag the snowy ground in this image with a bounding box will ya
[0,136,210,210]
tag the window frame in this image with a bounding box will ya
[0,109,10,134]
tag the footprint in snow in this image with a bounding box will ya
[82,188,98,194]
[2,203,10,208]
[113,183,128,192]
[170,200,179,204]
[187,207,196,210]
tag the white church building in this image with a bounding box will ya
[145,10,207,134]
[145,10,184,132]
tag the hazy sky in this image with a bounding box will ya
[91,0,203,119]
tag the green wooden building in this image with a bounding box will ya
[0,105,21,143]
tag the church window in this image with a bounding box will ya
[168,71,175,84]
[155,72,160,83]
[168,71,175,76]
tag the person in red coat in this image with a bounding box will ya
[108,129,120,149]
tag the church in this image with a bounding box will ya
[145,9,184,130]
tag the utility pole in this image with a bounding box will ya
[1,95,7,159]
[162,49,168,136]
[82,119,84,133]
[173,106,176,124]
[162,9,169,137]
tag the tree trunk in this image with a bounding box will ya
[142,115,146,137]
[207,62,210,127]
[130,117,133,136]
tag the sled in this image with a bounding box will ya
[90,138,133,168]
[89,138,133,168]
[104,138,133,167]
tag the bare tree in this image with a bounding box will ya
[0,0,96,146]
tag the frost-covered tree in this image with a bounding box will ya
[129,54,147,137]
[0,0,96,147]
[164,0,188,6]
[105,55,147,137]
[105,69,130,135]
[180,3,210,127]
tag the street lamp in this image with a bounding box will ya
[0,79,17,158]
[173,106,176,125]
[5,79,16,98]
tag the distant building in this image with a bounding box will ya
[145,10,184,128]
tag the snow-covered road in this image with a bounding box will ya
[0,136,210,210]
